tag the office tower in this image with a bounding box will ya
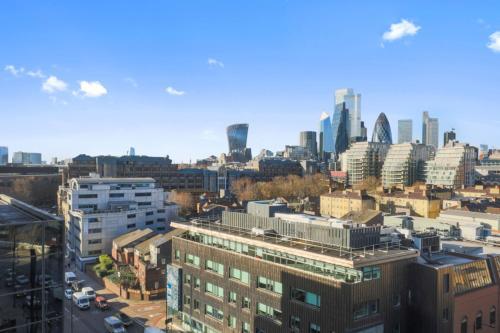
[426,141,477,189]
[319,112,334,160]
[167,208,419,333]
[284,145,310,160]
[334,103,350,155]
[398,119,413,144]
[12,151,42,165]
[0,146,7,165]
[381,143,432,188]
[58,176,177,268]
[0,194,65,331]
[479,144,489,160]
[129,147,136,156]
[226,123,251,162]
[443,129,456,146]
[299,131,317,158]
[344,142,390,186]
[422,111,439,149]
[334,88,362,140]
[359,121,368,141]
[371,112,393,144]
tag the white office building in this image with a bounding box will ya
[59,176,177,267]
[335,88,362,139]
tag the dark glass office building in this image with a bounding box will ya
[372,112,393,144]
[227,124,249,155]
[0,194,65,332]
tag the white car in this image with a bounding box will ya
[81,286,96,300]
[72,292,90,310]
[64,288,73,300]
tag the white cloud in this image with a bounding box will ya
[42,76,68,93]
[382,19,421,41]
[487,31,500,53]
[208,58,224,68]
[4,65,24,76]
[78,80,108,97]
[26,69,46,78]
[165,86,186,96]
[124,77,138,87]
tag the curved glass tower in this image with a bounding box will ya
[372,112,393,144]
[227,123,249,154]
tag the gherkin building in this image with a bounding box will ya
[372,112,393,144]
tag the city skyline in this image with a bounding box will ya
[1,1,499,162]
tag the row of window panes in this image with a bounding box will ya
[290,288,321,308]
[362,266,381,281]
[257,276,283,295]
[205,282,224,298]
[257,302,282,323]
[290,317,321,333]
[206,260,224,276]
[353,299,379,320]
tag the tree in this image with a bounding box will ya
[354,176,380,193]
[170,190,195,215]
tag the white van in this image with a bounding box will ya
[81,286,96,300]
[65,272,76,286]
[72,292,90,310]
[104,316,126,333]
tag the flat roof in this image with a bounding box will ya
[74,177,155,184]
[440,209,500,221]
[417,253,474,267]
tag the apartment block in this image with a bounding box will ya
[320,190,375,218]
[374,190,442,218]
[343,142,389,186]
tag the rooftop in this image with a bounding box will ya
[74,177,156,184]
[113,228,154,248]
[135,228,184,254]
[440,209,500,221]
[0,194,61,225]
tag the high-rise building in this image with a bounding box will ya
[0,194,65,332]
[334,88,362,140]
[372,112,393,144]
[129,147,136,156]
[381,143,433,188]
[426,141,477,189]
[319,112,333,160]
[343,142,390,186]
[443,129,456,146]
[58,176,177,268]
[227,123,251,162]
[0,146,8,165]
[398,119,413,144]
[299,131,317,158]
[422,111,439,149]
[12,151,42,165]
[334,103,350,155]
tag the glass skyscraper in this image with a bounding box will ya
[372,112,393,144]
[334,103,350,155]
[227,123,249,154]
[398,119,413,144]
[0,146,7,165]
[422,111,439,149]
[299,131,317,159]
[319,112,333,160]
[334,88,362,141]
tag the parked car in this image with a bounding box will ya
[72,292,90,310]
[104,316,126,333]
[16,275,29,285]
[115,312,133,327]
[64,288,73,300]
[65,272,76,286]
[81,286,96,300]
[95,296,110,310]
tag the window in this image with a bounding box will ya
[362,266,381,281]
[205,282,224,299]
[194,278,200,289]
[353,300,379,320]
[78,204,97,210]
[393,293,401,307]
[205,304,224,321]
[145,220,154,225]
[443,274,450,293]
[88,239,102,244]
[127,223,136,229]
[110,193,124,198]
[257,303,282,323]
[184,274,191,284]
[79,194,98,199]
[135,192,152,197]
[157,209,165,213]
[88,228,101,234]
[242,322,250,333]
[157,226,165,231]
[174,250,180,260]
[242,297,251,310]
[138,202,151,206]
[228,291,237,305]
[257,276,282,295]
[88,250,101,255]
[157,218,166,222]
[186,254,200,267]
[230,267,250,285]
[193,299,200,310]
[127,214,136,218]
[290,316,300,331]
[442,308,449,321]
[476,312,482,330]
[291,288,321,308]
[490,306,496,326]
[184,295,191,307]
[88,217,99,223]
[206,260,224,276]
[227,315,237,328]
[146,211,154,216]
[309,323,320,333]
[461,317,467,333]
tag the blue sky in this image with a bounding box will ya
[1,1,499,162]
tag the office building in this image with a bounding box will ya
[12,151,42,165]
[343,142,390,186]
[129,147,136,156]
[422,111,439,149]
[227,123,252,162]
[0,194,65,332]
[443,129,456,146]
[58,176,177,268]
[381,143,432,188]
[320,190,375,218]
[426,142,477,189]
[283,145,310,160]
[371,112,393,144]
[254,158,303,180]
[319,112,333,160]
[299,131,317,159]
[0,146,8,165]
[334,88,362,140]
[167,215,419,333]
[334,103,350,155]
[398,119,413,144]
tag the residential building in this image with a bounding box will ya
[426,141,477,189]
[319,112,333,160]
[58,176,177,268]
[112,228,155,265]
[0,194,65,332]
[334,88,362,140]
[167,217,419,333]
[299,131,317,159]
[443,129,456,146]
[227,123,252,162]
[372,112,393,144]
[398,119,413,144]
[374,189,442,218]
[12,151,42,165]
[422,111,439,149]
[0,146,7,165]
[343,142,390,186]
[320,190,375,218]
[251,158,303,180]
[381,143,432,188]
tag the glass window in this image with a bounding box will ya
[476,312,482,330]
[174,250,180,260]
[242,297,251,310]
[362,266,381,281]
[310,323,320,333]
[228,315,237,328]
[205,282,224,298]
[193,299,200,310]
[186,254,200,267]
[230,267,250,285]
[257,276,282,295]
[490,306,496,326]
[461,317,467,333]
[443,274,450,293]
[228,291,237,304]
[206,260,224,276]
[393,293,401,307]
[290,316,300,331]
[443,308,449,321]
[110,193,125,198]
[242,322,250,333]
[78,194,98,199]
[291,288,321,308]
[256,302,282,323]
[205,304,224,321]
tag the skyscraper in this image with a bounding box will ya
[443,129,456,146]
[372,112,393,144]
[334,103,349,155]
[422,111,439,149]
[319,112,333,160]
[334,88,362,141]
[226,123,251,162]
[129,147,136,156]
[12,151,42,164]
[299,131,317,159]
[0,146,7,165]
[398,119,412,143]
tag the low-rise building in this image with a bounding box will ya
[374,190,442,218]
[320,190,375,218]
[112,228,155,265]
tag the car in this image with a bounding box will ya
[16,275,29,285]
[115,312,133,327]
[72,292,90,310]
[65,272,77,286]
[95,296,110,310]
[104,316,126,333]
[81,286,96,300]
[64,288,73,300]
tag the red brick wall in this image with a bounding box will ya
[454,285,499,333]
